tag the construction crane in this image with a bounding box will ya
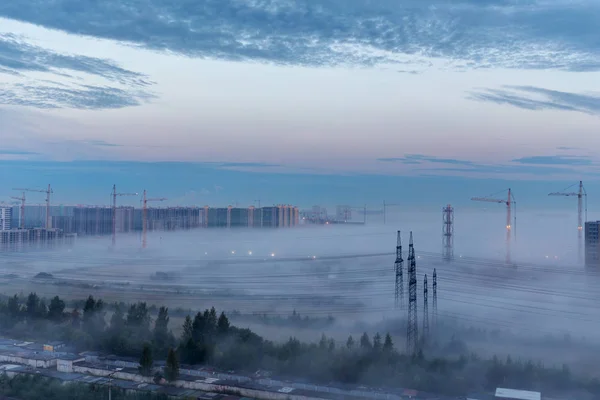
[141,190,167,249]
[111,185,138,248]
[13,185,53,229]
[10,192,26,229]
[383,201,401,225]
[471,188,516,264]
[548,181,587,263]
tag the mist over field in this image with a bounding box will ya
[1,206,599,374]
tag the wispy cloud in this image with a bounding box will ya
[0,33,155,109]
[0,33,151,86]
[0,83,155,109]
[0,149,39,155]
[512,155,592,166]
[84,140,122,147]
[0,0,598,71]
[218,162,281,168]
[378,154,475,166]
[378,153,598,178]
[556,146,582,151]
[468,86,600,115]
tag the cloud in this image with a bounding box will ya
[0,149,39,155]
[0,0,599,71]
[378,154,475,166]
[0,33,155,109]
[468,85,600,115]
[84,140,122,147]
[556,146,581,151]
[0,33,151,86]
[378,153,597,178]
[219,162,281,168]
[0,83,155,109]
[512,155,592,166]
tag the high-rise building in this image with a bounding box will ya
[584,221,600,267]
[0,207,12,231]
[336,205,352,222]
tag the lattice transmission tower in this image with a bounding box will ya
[432,268,438,330]
[406,232,419,355]
[394,230,404,309]
[423,274,429,345]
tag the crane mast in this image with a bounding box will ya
[112,185,138,248]
[12,185,53,229]
[142,190,167,249]
[471,188,516,265]
[10,192,26,229]
[548,180,587,263]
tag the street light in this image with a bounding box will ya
[108,367,123,400]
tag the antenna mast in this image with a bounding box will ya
[442,204,454,261]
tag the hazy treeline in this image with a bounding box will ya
[0,374,169,400]
[0,292,598,398]
[70,297,336,329]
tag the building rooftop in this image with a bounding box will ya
[496,388,541,400]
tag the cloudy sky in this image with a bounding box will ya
[1,0,599,207]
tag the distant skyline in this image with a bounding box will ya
[1,1,600,204]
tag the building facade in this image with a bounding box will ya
[585,221,600,267]
[0,207,12,231]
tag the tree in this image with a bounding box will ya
[373,333,382,351]
[360,332,371,349]
[383,333,394,351]
[164,348,180,382]
[153,307,170,351]
[208,307,217,329]
[82,296,105,335]
[48,296,65,322]
[346,336,354,349]
[127,302,151,331]
[192,312,206,342]
[217,312,230,336]
[109,305,126,332]
[319,334,328,349]
[138,343,154,376]
[182,315,193,341]
[26,292,40,319]
[7,295,20,319]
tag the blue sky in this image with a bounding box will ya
[1,0,600,207]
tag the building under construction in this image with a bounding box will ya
[584,221,600,267]
[0,228,76,251]
[12,204,300,237]
[202,205,299,228]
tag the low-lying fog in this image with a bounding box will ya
[1,207,599,371]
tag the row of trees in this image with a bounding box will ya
[0,292,597,398]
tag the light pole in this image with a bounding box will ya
[108,367,123,400]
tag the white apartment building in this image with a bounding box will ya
[0,207,12,231]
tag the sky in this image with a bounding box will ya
[1,0,600,208]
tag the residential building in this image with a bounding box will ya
[585,221,600,267]
[0,207,12,231]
